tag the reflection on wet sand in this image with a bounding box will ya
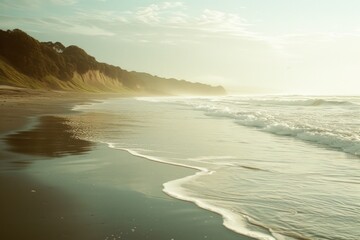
[5,116,94,157]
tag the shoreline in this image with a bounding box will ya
[70,100,265,240]
[110,135,274,240]
[0,89,251,240]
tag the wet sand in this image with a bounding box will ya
[0,88,251,240]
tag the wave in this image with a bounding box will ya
[247,122,360,157]
[164,176,280,240]
[137,97,360,157]
[192,105,360,157]
[135,95,359,108]
[104,142,284,240]
[249,98,357,107]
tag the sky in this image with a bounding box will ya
[1,0,360,94]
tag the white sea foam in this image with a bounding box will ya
[177,98,360,157]
[164,176,279,240]
[72,98,122,111]
[250,98,357,107]
[105,142,280,240]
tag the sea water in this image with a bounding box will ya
[72,95,360,240]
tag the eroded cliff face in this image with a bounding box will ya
[70,70,125,92]
[0,62,129,93]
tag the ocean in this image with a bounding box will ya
[71,95,360,240]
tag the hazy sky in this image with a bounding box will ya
[1,0,360,94]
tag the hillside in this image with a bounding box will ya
[0,29,226,95]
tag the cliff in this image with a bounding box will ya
[0,29,226,96]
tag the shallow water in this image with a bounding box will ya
[5,116,94,158]
[71,95,360,240]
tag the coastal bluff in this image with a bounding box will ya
[0,29,226,96]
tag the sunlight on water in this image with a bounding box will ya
[71,95,360,240]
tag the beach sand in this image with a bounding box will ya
[0,87,251,240]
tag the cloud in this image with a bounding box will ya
[128,3,259,42]
[197,9,249,33]
[136,5,161,23]
[0,0,77,8]
[75,10,129,24]
[135,2,184,24]
[0,0,41,8]
[64,25,114,36]
[8,0,354,51]
[0,15,114,37]
[163,2,184,9]
[125,2,360,50]
[50,0,77,5]
[0,1,259,42]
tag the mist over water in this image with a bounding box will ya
[72,95,360,240]
[177,95,360,157]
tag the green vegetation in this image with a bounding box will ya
[0,29,226,95]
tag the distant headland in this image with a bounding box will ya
[0,29,226,96]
